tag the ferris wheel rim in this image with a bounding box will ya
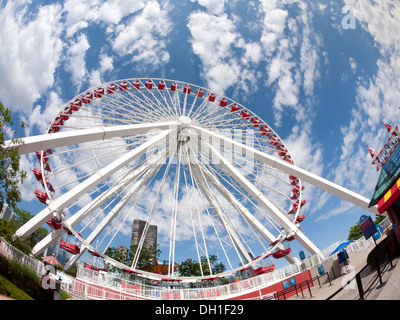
[29,77,307,280]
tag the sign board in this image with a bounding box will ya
[382,141,400,177]
[282,281,289,289]
[372,127,399,171]
[359,215,378,240]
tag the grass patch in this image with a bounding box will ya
[0,274,33,300]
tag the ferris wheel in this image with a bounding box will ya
[11,78,377,281]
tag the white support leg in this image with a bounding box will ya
[14,129,171,240]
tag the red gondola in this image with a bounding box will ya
[82,92,93,104]
[59,240,80,255]
[161,279,183,300]
[251,117,261,127]
[254,264,275,275]
[132,80,140,89]
[208,93,216,102]
[283,155,293,163]
[60,107,71,121]
[183,85,191,94]
[158,81,166,90]
[145,80,153,89]
[196,277,222,298]
[171,82,178,91]
[33,168,43,182]
[50,119,63,133]
[253,254,275,275]
[107,83,117,93]
[241,110,251,120]
[94,87,104,98]
[46,217,62,230]
[70,98,82,111]
[45,181,55,193]
[219,98,228,107]
[269,134,280,146]
[195,88,204,97]
[296,215,305,223]
[272,248,291,259]
[120,81,129,91]
[35,189,48,204]
[230,103,239,112]
[292,185,305,194]
[260,125,271,136]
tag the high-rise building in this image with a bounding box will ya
[116,245,129,264]
[131,219,157,250]
[0,203,14,221]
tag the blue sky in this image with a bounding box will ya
[1,0,400,270]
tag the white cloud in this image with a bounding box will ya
[112,0,172,68]
[88,53,114,88]
[259,0,321,126]
[63,0,147,37]
[187,11,260,95]
[191,0,225,15]
[333,0,400,200]
[65,34,90,89]
[0,2,63,113]
[349,57,357,74]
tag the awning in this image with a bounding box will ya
[329,239,354,256]
[377,176,400,214]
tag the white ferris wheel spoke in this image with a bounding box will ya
[15,129,171,240]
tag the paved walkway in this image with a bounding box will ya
[288,257,400,300]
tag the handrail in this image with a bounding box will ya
[274,273,331,300]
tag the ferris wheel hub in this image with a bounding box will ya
[178,116,192,125]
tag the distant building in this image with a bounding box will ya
[116,245,129,264]
[131,219,157,250]
[0,203,14,221]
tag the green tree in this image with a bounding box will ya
[0,207,47,255]
[347,222,363,241]
[0,102,26,211]
[105,244,161,272]
[347,214,386,241]
[177,255,226,277]
[127,244,161,272]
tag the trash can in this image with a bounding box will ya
[53,280,61,300]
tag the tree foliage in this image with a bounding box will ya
[0,102,26,211]
[105,244,161,272]
[347,214,386,241]
[177,255,226,277]
[0,207,48,255]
